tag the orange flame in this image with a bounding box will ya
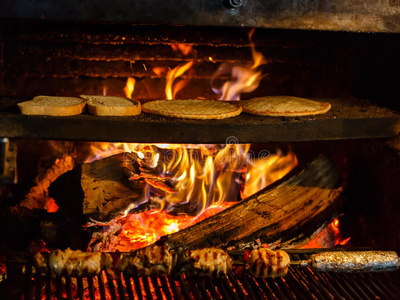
[242,150,298,199]
[171,43,193,56]
[165,61,194,99]
[123,77,136,99]
[154,144,249,214]
[248,28,267,68]
[151,43,195,99]
[86,143,297,251]
[331,218,351,246]
[211,28,267,100]
[84,142,132,162]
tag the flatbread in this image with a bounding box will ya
[241,96,331,117]
[142,100,242,120]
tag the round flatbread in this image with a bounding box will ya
[142,99,242,120]
[241,96,331,117]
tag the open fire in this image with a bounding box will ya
[85,142,298,251]
[211,29,266,101]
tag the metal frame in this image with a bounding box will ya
[1,0,400,33]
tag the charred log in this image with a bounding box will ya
[164,156,343,250]
[49,153,146,223]
[81,153,146,222]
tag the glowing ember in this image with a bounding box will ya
[123,77,136,99]
[45,198,59,213]
[211,28,267,100]
[171,43,193,56]
[303,217,351,248]
[91,202,236,252]
[86,142,297,251]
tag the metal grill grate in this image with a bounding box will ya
[15,265,400,299]
[5,251,400,299]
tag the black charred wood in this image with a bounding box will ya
[48,166,91,250]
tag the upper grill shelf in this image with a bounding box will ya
[0,97,399,143]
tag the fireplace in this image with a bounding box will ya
[1,1,400,299]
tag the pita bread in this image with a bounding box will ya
[142,99,242,120]
[241,96,331,117]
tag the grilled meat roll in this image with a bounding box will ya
[45,248,112,277]
[247,248,290,278]
[189,248,233,276]
[306,251,400,273]
[117,243,176,277]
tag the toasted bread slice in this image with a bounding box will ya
[80,95,141,116]
[18,96,86,116]
[241,96,331,117]
[142,99,242,120]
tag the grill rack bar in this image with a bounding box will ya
[22,267,400,299]
[7,252,400,299]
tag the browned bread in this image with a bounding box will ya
[241,96,331,117]
[80,95,141,116]
[142,99,242,120]
[18,96,86,116]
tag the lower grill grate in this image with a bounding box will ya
[5,251,400,299]
[13,266,400,300]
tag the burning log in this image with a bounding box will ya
[164,156,343,250]
[50,145,245,226]
[80,153,145,222]
[49,153,146,223]
[81,145,247,221]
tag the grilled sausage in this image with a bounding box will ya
[190,248,233,276]
[307,251,400,273]
[46,248,112,277]
[117,243,176,277]
[247,248,290,278]
[33,252,48,273]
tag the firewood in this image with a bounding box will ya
[164,156,343,250]
[49,153,146,223]
[80,153,146,222]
